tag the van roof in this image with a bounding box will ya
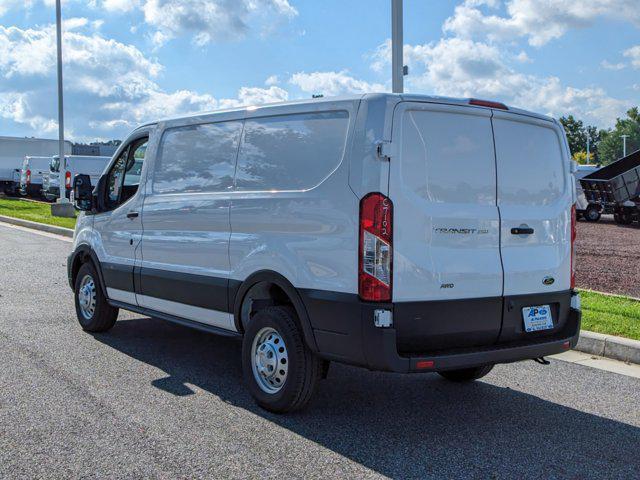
[142,93,554,127]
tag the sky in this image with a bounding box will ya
[0,0,638,142]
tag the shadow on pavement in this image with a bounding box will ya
[95,316,640,479]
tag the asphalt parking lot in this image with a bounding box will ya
[0,223,639,479]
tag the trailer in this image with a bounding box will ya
[574,164,604,222]
[580,149,640,225]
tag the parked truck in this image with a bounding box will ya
[0,136,71,195]
[42,155,111,201]
[580,149,640,226]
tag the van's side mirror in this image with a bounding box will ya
[73,174,93,212]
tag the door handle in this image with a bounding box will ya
[511,226,534,235]
[126,211,139,219]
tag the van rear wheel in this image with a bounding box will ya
[438,364,494,382]
[242,306,322,413]
[74,262,118,333]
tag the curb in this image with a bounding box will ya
[0,215,74,238]
[576,330,640,365]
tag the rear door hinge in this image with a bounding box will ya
[376,141,393,161]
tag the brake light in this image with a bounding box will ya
[469,98,508,110]
[65,171,71,188]
[570,204,576,289]
[26,169,31,184]
[416,360,434,370]
[359,192,393,302]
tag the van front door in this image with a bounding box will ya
[138,119,243,331]
[93,134,150,305]
[389,102,504,351]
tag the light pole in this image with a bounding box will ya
[55,0,67,204]
[586,136,590,164]
[391,0,403,93]
[621,134,629,158]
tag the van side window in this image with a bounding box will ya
[235,111,349,191]
[105,137,148,209]
[153,121,243,194]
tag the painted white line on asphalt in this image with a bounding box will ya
[552,350,640,379]
[0,221,73,243]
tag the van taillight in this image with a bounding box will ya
[65,171,71,188]
[571,204,576,289]
[26,169,31,184]
[359,192,393,302]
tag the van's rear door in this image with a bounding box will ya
[492,111,572,341]
[389,102,503,351]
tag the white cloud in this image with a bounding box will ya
[444,0,640,47]
[102,0,140,12]
[101,0,297,46]
[0,91,58,133]
[370,37,628,128]
[601,60,626,70]
[290,70,385,97]
[265,75,279,86]
[0,0,35,16]
[1,0,298,46]
[236,85,288,105]
[514,50,531,63]
[623,45,640,68]
[0,21,291,141]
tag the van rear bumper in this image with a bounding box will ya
[366,311,580,373]
[300,290,581,373]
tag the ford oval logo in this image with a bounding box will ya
[543,276,555,286]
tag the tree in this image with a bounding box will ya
[572,151,595,164]
[597,107,640,164]
[559,115,604,162]
[559,115,586,157]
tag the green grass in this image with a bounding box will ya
[580,290,640,341]
[0,197,76,229]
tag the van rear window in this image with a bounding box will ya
[235,111,349,191]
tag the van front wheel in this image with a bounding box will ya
[74,262,118,332]
[242,306,322,413]
[438,364,494,382]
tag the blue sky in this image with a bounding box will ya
[0,0,638,142]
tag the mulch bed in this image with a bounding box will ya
[576,216,640,298]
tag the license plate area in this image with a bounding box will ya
[522,305,553,333]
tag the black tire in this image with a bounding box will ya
[74,262,118,332]
[438,364,494,382]
[619,212,633,225]
[242,306,322,413]
[584,206,601,222]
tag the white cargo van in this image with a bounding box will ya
[67,94,581,412]
[42,155,111,201]
[19,156,52,197]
